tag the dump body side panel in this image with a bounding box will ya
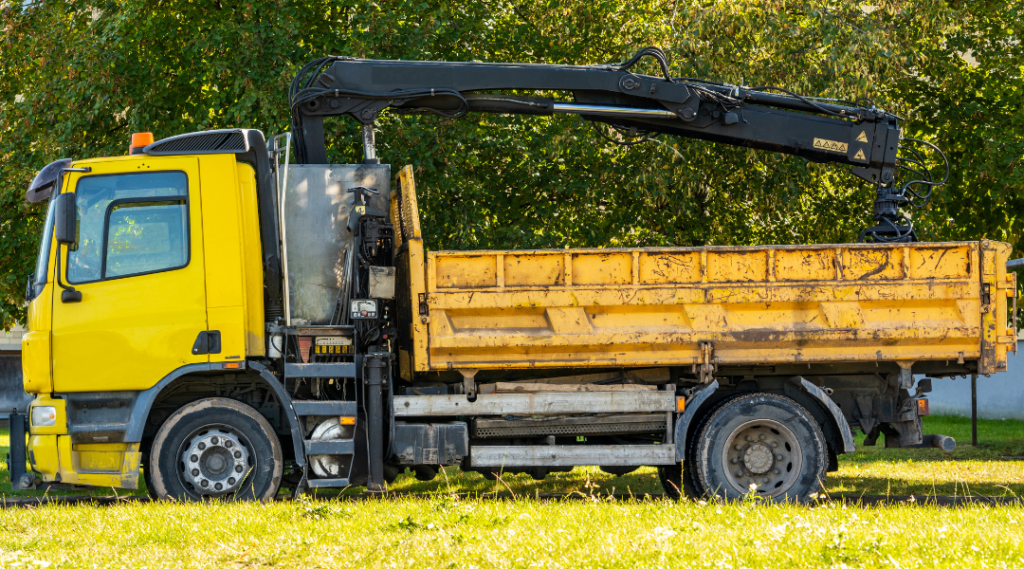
[416,241,1009,372]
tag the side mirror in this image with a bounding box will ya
[53,192,77,245]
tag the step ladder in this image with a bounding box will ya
[293,399,358,489]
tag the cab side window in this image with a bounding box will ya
[68,172,188,283]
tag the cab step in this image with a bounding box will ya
[292,400,357,416]
[304,440,355,455]
[285,363,356,379]
[306,478,351,489]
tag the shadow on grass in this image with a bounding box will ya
[3,415,1022,501]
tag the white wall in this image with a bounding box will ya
[0,324,23,353]
[0,324,28,416]
[926,342,1024,420]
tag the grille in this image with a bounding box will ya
[145,129,250,155]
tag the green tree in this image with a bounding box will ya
[2,0,1021,330]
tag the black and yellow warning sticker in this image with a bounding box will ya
[315,345,354,355]
[813,138,848,153]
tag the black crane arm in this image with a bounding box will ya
[289,48,946,241]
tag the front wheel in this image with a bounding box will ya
[693,393,827,503]
[148,397,283,501]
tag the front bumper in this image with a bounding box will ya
[13,395,140,490]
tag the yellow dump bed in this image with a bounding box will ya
[392,167,1016,379]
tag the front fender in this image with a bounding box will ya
[124,362,305,465]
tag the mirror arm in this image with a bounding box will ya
[54,166,90,304]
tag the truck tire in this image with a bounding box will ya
[148,397,283,501]
[693,393,827,503]
[657,464,698,499]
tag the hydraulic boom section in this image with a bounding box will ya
[290,47,946,241]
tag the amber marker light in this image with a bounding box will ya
[676,397,686,413]
[917,398,929,416]
[129,132,154,155]
[338,417,357,425]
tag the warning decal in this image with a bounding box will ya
[854,149,866,161]
[856,131,869,143]
[813,138,848,154]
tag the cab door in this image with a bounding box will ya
[51,157,209,393]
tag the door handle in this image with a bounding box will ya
[192,331,221,355]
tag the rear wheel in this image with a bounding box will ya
[656,464,685,499]
[693,393,827,503]
[148,397,283,501]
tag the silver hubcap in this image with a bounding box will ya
[181,429,251,496]
[309,418,349,478]
[743,443,774,474]
[722,420,802,497]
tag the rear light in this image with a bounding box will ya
[129,132,154,155]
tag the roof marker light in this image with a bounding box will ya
[129,132,154,155]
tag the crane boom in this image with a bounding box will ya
[289,48,945,241]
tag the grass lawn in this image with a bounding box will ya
[3,492,1024,568]
[0,415,1022,567]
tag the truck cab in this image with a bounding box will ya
[18,131,278,492]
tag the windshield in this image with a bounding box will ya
[31,199,56,297]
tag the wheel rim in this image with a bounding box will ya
[177,425,255,498]
[720,419,803,498]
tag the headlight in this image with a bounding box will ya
[31,406,57,427]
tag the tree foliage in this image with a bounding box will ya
[1,0,1021,329]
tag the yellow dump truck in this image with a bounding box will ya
[10,51,1017,502]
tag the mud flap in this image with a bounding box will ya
[788,377,856,454]
[673,380,719,462]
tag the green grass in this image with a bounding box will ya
[1,416,1023,568]
[2,489,1024,567]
